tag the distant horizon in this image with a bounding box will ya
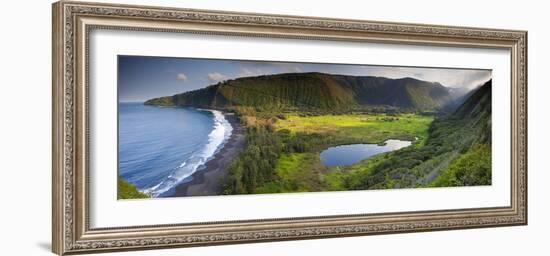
[118,55,492,102]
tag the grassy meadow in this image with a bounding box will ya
[139,71,492,197]
[275,113,433,145]
[224,111,435,194]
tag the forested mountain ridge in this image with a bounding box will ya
[347,79,492,189]
[221,79,492,194]
[145,72,455,111]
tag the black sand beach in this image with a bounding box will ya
[170,113,246,197]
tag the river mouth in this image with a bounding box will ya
[320,139,412,167]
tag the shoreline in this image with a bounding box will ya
[168,113,246,197]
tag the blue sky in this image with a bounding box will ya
[118,55,491,102]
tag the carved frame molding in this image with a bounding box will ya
[52,1,527,255]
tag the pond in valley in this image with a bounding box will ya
[320,139,412,167]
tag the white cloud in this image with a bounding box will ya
[176,73,188,81]
[207,72,227,82]
[292,66,302,73]
[274,63,304,73]
[213,60,490,90]
[237,67,273,77]
[238,68,263,78]
[238,62,306,76]
[359,66,491,90]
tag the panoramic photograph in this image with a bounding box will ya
[117,56,492,199]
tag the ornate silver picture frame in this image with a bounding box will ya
[52,1,527,255]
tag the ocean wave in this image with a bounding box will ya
[142,109,233,197]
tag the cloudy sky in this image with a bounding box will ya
[118,55,492,102]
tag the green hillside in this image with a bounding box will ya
[145,72,453,111]
[117,176,149,199]
[334,79,492,189]
[143,73,491,194]
[222,79,491,194]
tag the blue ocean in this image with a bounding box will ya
[118,103,232,197]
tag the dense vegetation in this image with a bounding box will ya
[325,80,492,190]
[118,176,149,199]
[223,117,283,194]
[222,80,491,194]
[429,144,491,187]
[222,108,434,194]
[145,72,455,111]
[146,73,492,195]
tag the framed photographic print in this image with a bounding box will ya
[52,1,527,255]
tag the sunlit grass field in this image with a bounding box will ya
[253,113,434,193]
[276,113,433,144]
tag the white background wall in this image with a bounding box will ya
[0,0,547,255]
